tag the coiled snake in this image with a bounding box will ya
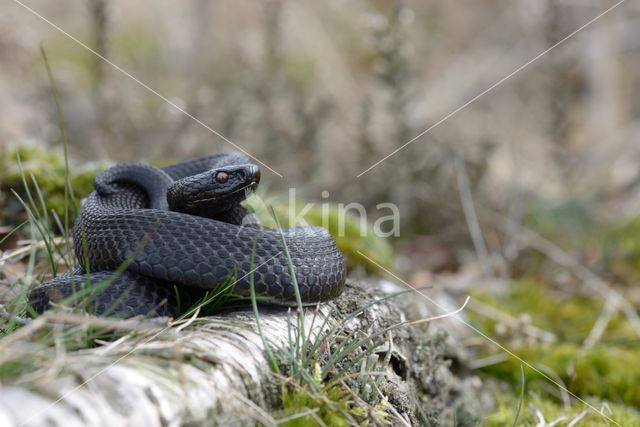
[29,153,346,317]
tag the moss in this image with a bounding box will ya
[485,385,640,426]
[278,380,389,426]
[471,278,640,419]
[479,344,640,408]
[471,278,636,345]
[0,144,106,225]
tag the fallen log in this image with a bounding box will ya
[0,281,479,426]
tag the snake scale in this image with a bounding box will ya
[29,153,346,317]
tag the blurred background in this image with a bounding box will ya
[2,0,640,423]
[3,1,640,251]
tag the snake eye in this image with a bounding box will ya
[215,171,229,183]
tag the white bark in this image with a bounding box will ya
[0,282,436,426]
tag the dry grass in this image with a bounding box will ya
[2,1,640,424]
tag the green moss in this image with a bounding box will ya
[471,278,640,420]
[277,380,389,426]
[480,344,640,408]
[471,278,636,344]
[485,385,639,426]
[0,144,105,224]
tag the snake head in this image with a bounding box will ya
[167,164,260,217]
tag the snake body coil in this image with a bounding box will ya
[29,153,346,317]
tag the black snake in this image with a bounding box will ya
[29,153,346,317]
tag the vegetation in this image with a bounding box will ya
[0,144,101,224]
[0,143,424,424]
[468,278,640,424]
[2,107,640,427]
[0,144,395,275]
[2,1,640,424]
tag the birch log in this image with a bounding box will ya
[0,281,477,426]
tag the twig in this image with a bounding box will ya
[532,404,546,427]
[468,353,509,370]
[406,296,470,326]
[0,237,67,265]
[583,291,618,349]
[532,403,568,427]
[174,305,200,332]
[567,410,589,427]
[454,154,494,281]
